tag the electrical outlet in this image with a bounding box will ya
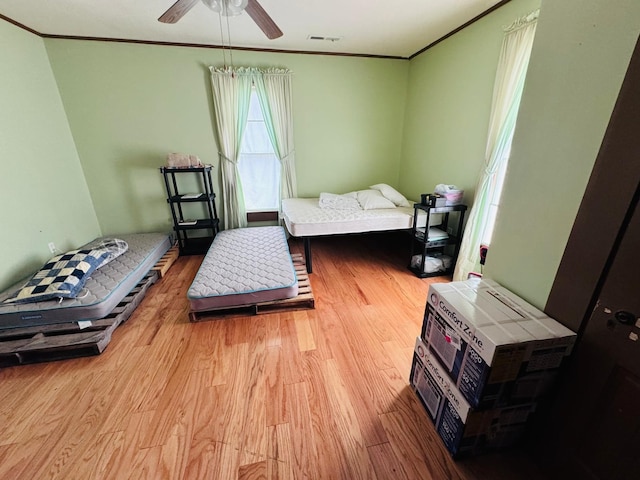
[48,242,56,254]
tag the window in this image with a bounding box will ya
[481,143,511,246]
[238,89,280,212]
[453,12,538,281]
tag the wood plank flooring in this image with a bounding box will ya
[0,232,548,479]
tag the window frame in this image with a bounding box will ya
[238,87,281,220]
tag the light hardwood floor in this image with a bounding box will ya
[0,232,548,479]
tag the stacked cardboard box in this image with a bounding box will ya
[410,278,576,457]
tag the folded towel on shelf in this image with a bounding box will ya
[318,192,361,210]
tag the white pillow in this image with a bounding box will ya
[357,189,396,210]
[369,183,411,207]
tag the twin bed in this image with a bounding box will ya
[187,226,298,314]
[0,233,172,330]
[281,194,434,273]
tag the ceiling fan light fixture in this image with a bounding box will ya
[159,0,283,40]
[203,0,248,16]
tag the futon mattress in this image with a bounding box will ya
[188,226,298,311]
[0,233,172,329]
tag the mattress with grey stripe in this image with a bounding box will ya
[0,233,172,329]
[188,226,298,311]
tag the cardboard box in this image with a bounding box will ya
[421,278,576,409]
[410,337,535,457]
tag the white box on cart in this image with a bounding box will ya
[421,278,576,409]
[410,337,535,457]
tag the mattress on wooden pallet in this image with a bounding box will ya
[0,233,172,330]
[188,226,298,311]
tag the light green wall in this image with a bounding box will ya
[398,0,541,203]
[43,41,409,234]
[486,0,640,308]
[292,54,408,196]
[0,21,101,291]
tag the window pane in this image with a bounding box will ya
[481,146,511,245]
[242,122,274,152]
[247,94,264,121]
[238,154,280,211]
[239,90,280,211]
[482,205,499,245]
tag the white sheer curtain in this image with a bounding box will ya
[209,66,253,229]
[253,68,298,202]
[453,11,538,281]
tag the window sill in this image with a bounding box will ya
[247,211,279,223]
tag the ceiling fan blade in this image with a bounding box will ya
[158,0,201,23]
[245,0,283,39]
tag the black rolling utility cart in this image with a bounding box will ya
[409,203,467,278]
[160,165,220,255]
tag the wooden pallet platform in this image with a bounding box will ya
[190,253,315,321]
[151,243,179,278]
[0,271,158,367]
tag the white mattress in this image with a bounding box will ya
[282,197,418,237]
[188,226,298,311]
[281,197,443,237]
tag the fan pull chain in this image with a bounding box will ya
[225,7,235,73]
[217,9,228,68]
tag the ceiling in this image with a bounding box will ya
[0,0,504,58]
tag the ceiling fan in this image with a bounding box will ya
[158,0,283,40]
